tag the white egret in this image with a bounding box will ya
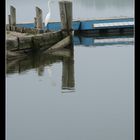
[44,0,52,28]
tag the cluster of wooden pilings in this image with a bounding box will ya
[7,1,73,34]
[7,6,45,33]
[6,1,73,59]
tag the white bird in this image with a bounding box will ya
[44,0,52,28]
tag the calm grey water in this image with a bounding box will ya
[6,0,134,140]
[6,0,134,23]
[6,35,134,140]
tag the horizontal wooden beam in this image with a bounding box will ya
[46,35,71,52]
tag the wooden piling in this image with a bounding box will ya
[46,35,71,52]
[10,6,16,26]
[8,15,11,30]
[34,17,37,28]
[6,2,74,55]
[59,0,72,35]
[8,15,11,26]
[36,7,43,29]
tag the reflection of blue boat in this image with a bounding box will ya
[73,35,134,46]
[80,37,94,46]
[73,36,81,45]
[17,17,134,31]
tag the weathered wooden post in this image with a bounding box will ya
[8,15,11,30]
[59,0,73,36]
[10,6,16,26]
[36,7,43,30]
[34,17,37,28]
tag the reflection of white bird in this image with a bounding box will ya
[45,0,52,28]
[47,66,52,77]
[46,66,56,87]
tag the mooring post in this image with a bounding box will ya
[34,17,37,28]
[8,15,11,30]
[59,0,72,36]
[10,6,16,27]
[36,7,43,31]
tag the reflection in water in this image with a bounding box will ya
[6,34,133,140]
[7,47,75,93]
[62,49,75,93]
[6,34,134,92]
[74,34,134,46]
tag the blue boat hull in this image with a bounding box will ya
[17,18,134,31]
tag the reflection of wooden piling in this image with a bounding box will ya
[10,6,16,26]
[36,7,43,29]
[38,66,44,76]
[62,50,75,90]
[59,1,72,35]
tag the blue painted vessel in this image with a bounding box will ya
[47,21,81,31]
[80,18,134,30]
[16,17,134,31]
[16,21,81,31]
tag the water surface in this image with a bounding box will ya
[6,1,134,140]
[6,34,134,140]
